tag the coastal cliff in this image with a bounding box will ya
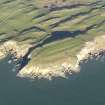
[0,0,105,79]
[17,35,105,79]
[0,41,31,60]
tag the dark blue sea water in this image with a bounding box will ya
[0,57,105,105]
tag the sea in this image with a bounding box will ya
[0,56,105,105]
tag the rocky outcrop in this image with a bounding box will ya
[17,35,105,80]
[77,35,105,62]
[0,36,105,80]
[0,41,31,60]
[17,62,79,80]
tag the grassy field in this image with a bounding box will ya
[0,0,105,66]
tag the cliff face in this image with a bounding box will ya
[17,35,105,79]
[77,35,105,61]
[0,0,105,79]
[0,41,31,60]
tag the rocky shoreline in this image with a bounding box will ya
[0,35,105,80]
[0,41,31,69]
[0,41,31,58]
[17,35,105,80]
[17,35,105,79]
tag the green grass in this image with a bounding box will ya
[0,0,105,66]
